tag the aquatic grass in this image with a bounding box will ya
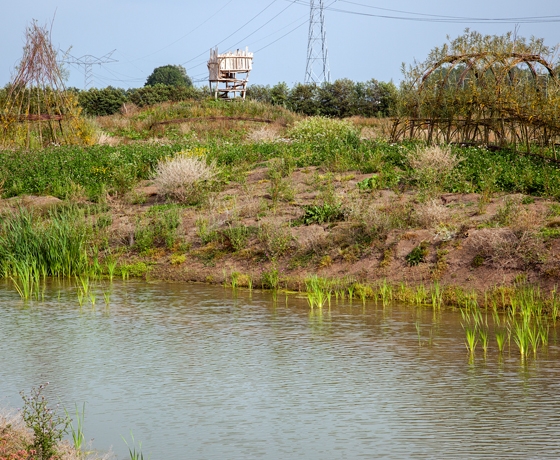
[465,327,478,354]
[0,207,94,284]
[479,328,489,354]
[495,329,507,352]
[89,291,97,308]
[414,284,427,306]
[105,257,117,281]
[122,431,145,460]
[65,403,86,454]
[379,279,393,307]
[513,320,530,357]
[306,275,330,309]
[431,282,443,309]
[10,260,41,300]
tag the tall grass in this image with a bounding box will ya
[0,208,96,298]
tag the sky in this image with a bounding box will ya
[2,0,560,90]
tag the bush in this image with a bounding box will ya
[408,145,461,191]
[20,383,70,460]
[134,205,181,252]
[287,117,359,145]
[77,86,128,116]
[153,152,218,204]
[128,84,203,107]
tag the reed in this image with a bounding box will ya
[379,279,393,307]
[105,258,117,281]
[479,328,489,354]
[306,275,330,309]
[414,284,426,306]
[495,329,506,353]
[0,207,93,283]
[122,431,145,460]
[431,282,443,309]
[465,327,478,353]
[513,320,530,357]
[65,403,86,454]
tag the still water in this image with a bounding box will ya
[1,280,560,459]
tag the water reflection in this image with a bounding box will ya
[0,281,560,459]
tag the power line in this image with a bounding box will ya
[181,0,279,66]
[124,0,235,63]
[225,1,297,51]
[289,0,560,23]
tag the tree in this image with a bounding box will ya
[145,65,192,87]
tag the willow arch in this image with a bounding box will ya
[392,32,560,153]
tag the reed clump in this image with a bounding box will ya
[0,207,103,299]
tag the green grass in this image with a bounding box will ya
[0,207,93,280]
[0,144,175,201]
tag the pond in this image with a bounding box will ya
[1,280,560,459]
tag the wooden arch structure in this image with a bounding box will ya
[391,51,560,151]
[1,20,88,148]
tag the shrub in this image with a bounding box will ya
[77,86,128,116]
[287,117,359,146]
[20,383,70,460]
[134,205,181,252]
[222,224,251,252]
[301,203,345,225]
[153,153,218,204]
[406,242,429,266]
[408,145,461,191]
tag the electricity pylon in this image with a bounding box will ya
[63,50,117,89]
[305,0,330,84]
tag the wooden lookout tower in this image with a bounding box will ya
[207,47,253,100]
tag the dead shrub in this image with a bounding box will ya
[414,199,450,228]
[120,102,139,117]
[247,126,280,143]
[408,145,461,190]
[468,228,545,269]
[154,155,218,204]
[344,197,393,244]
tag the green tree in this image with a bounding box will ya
[145,65,192,87]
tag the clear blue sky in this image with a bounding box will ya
[2,0,560,89]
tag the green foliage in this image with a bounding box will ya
[247,78,397,117]
[0,144,174,200]
[222,224,251,252]
[0,207,93,279]
[261,266,280,290]
[301,203,345,225]
[196,218,220,245]
[287,117,360,146]
[406,241,429,266]
[77,86,128,116]
[65,403,86,453]
[145,64,192,87]
[134,205,181,253]
[128,84,202,107]
[20,383,70,460]
[258,224,293,260]
[357,175,379,191]
[122,431,145,460]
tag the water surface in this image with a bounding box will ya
[1,280,560,459]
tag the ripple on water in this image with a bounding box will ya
[0,281,560,459]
